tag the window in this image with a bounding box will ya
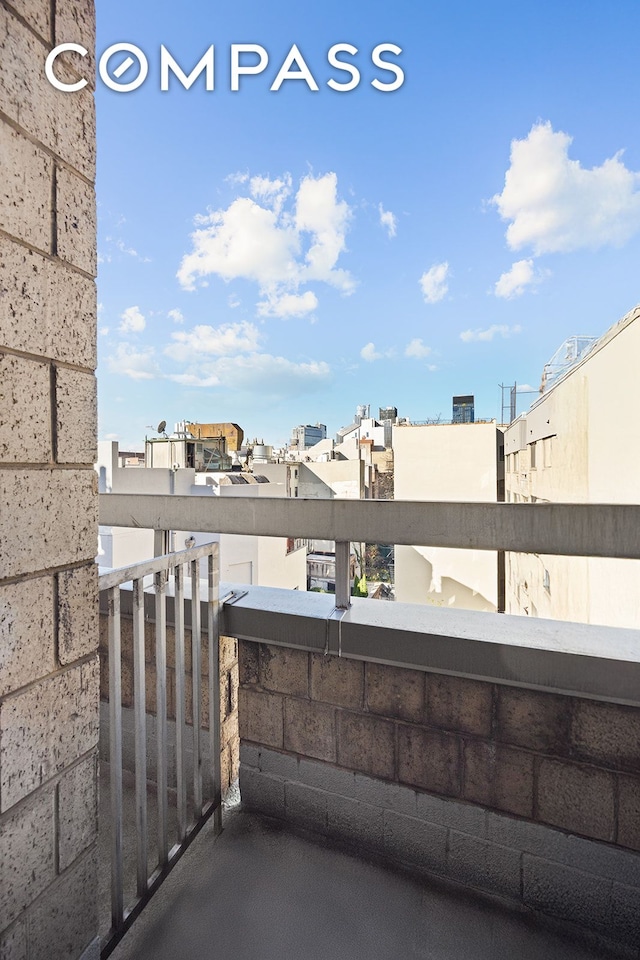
[530,441,537,469]
[543,436,554,468]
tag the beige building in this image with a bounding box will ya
[393,422,503,611]
[504,304,640,628]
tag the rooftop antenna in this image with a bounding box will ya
[157,420,167,437]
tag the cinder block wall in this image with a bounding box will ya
[239,641,640,952]
[98,615,240,795]
[0,2,98,957]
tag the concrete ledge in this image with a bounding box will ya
[240,745,640,951]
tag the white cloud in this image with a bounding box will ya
[257,290,318,319]
[228,293,241,308]
[492,121,640,255]
[168,308,184,324]
[419,262,449,304]
[108,342,159,380]
[460,324,522,343]
[405,338,432,359]
[104,433,119,441]
[360,342,382,362]
[118,306,145,334]
[168,353,330,394]
[166,321,261,363]
[494,259,548,299]
[378,204,397,238]
[177,171,354,313]
[99,326,109,337]
[516,383,537,393]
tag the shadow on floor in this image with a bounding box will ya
[105,800,620,960]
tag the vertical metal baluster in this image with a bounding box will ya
[208,546,222,833]
[335,540,351,610]
[155,568,168,866]
[108,586,124,930]
[132,577,148,896]
[191,559,203,818]
[174,562,187,840]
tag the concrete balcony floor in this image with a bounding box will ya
[105,792,618,960]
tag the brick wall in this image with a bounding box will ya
[0,2,98,957]
[98,614,240,796]
[239,641,640,951]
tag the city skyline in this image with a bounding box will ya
[96,0,640,447]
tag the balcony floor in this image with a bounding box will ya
[107,797,616,960]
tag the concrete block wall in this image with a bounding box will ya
[98,615,240,796]
[238,641,640,953]
[0,2,98,957]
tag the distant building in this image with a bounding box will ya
[144,421,243,471]
[452,395,475,423]
[393,420,503,612]
[290,423,327,450]
[379,406,398,422]
[504,305,640,628]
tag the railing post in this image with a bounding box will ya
[107,586,124,929]
[335,540,351,610]
[174,562,187,841]
[132,577,148,897]
[208,545,222,834]
[191,559,203,818]
[154,568,169,866]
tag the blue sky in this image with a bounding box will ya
[95,0,640,448]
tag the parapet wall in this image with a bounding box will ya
[238,640,640,953]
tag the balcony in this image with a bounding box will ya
[97,494,640,959]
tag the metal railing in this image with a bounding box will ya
[99,540,222,958]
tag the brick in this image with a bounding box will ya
[0,125,52,251]
[522,855,612,933]
[27,848,98,960]
[0,353,51,462]
[6,0,51,42]
[366,662,424,722]
[259,644,308,698]
[238,687,283,749]
[495,687,571,754]
[0,237,96,366]
[0,789,55,926]
[617,775,640,851]
[258,747,298,780]
[447,832,521,901]
[221,713,239,749]
[57,753,97,870]
[57,564,98,664]
[0,658,99,810]
[285,781,328,832]
[337,710,395,780]
[0,577,55,697]
[220,635,237,674]
[239,766,284,819]
[238,640,259,686]
[310,653,364,709]
[416,792,486,837]
[397,724,461,797]
[55,368,97,463]
[239,742,260,769]
[0,6,96,177]
[353,774,417,817]
[463,741,533,817]
[572,700,640,775]
[297,757,356,798]
[55,0,96,79]
[0,919,26,960]
[537,759,615,842]
[427,674,492,737]
[327,793,383,850]
[383,810,447,875]
[284,698,335,762]
[56,164,97,275]
[0,469,97,579]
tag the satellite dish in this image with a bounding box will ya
[157,420,167,434]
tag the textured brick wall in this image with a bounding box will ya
[98,615,240,796]
[0,2,98,957]
[239,642,640,949]
[239,642,640,851]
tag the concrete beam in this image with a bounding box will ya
[99,495,640,559]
